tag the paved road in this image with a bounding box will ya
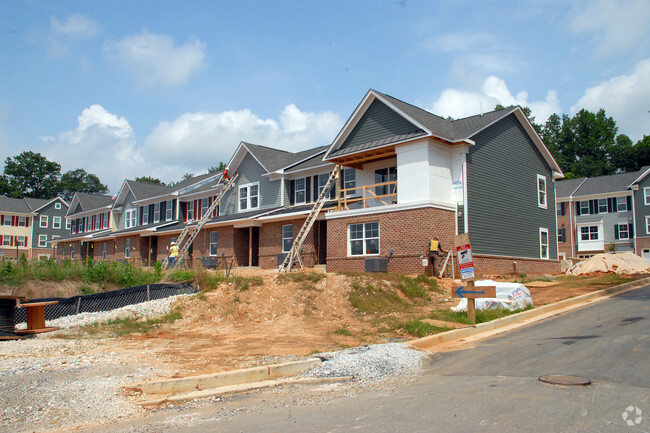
[103,286,650,433]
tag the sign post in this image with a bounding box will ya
[453,234,496,324]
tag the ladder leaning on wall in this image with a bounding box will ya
[279,165,341,273]
[163,173,239,269]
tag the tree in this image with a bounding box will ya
[611,135,650,172]
[2,151,61,199]
[59,169,109,201]
[494,104,542,134]
[207,162,227,174]
[135,176,165,185]
[181,173,194,181]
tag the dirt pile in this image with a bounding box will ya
[566,252,650,275]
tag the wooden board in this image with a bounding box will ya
[452,285,496,299]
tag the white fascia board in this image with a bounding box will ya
[284,163,336,179]
[628,167,650,187]
[573,192,633,201]
[113,181,134,207]
[279,149,327,172]
[513,109,564,178]
[325,200,456,220]
[67,205,112,219]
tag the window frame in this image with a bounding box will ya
[645,187,650,205]
[187,201,195,221]
[154,202,161,223]
[617,196,628,212]
[201,198,209,218]
[142,206,149,225]
[617,223,630,240]
[2,235,10,246]
[580,201,590,215]
[646,216,650,235]
[317,173,329,198]
[66,218,71,230]
[55,203,62,210]
[3,216,10,226]
[282,225,293,253]
[209,231,218,256]
[102,212,109,229]
[39,215,48,228]
[537,174,547,209]
[239,182,260,211]
[16,236,25,247]
[53,216,61,229]
[343,168,356,197]
[38,234,48,247]
[125,238,131,259]
[598,198,608,214]
[18,216,26,227]
[580,225,599,241]
[294,178,306,205]
[348,222,380,256]
[102,242,107,260]
[70,244,75,260]
[125,209,137,229]
[165,200,173,221]
[539,228,549,259]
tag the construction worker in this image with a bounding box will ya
[168,241,179,267]
[221,166,229,182]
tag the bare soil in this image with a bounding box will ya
[10,269,647,379]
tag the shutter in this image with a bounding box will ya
[627,196,632,211]
[161,201,166,220]
[182,202,187,221]
[629,223,634,238]
[330,172,337,200]
[149,204,155,222]
[11,236,15,247]
[25,217,29,228]
[615,225,619,240]
[561,228,566,242]
[589,200,595,215]
[313,175,318,201]
[0,215,3,225]
[607,198,614,213]
[575,201,581,216]
[24,236,27,246]
[12,216,16,226]
[172,200,177,220]
[289,180,295,206]
[305,177,311,203]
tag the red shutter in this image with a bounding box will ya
[0,215,3,225]
[11,236,14,246]
[25,217,29,228]
[12,216,16,226]
[24,236,27,246]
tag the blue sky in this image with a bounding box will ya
[1,0,649,193]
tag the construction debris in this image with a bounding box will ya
[566,252,650,275]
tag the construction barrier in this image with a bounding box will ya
[14,283,197,324]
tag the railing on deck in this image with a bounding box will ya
[336,180,397,211]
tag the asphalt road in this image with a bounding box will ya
[102,285,650,433]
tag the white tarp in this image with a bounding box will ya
[566,252,650,275]
[451,279,533,312]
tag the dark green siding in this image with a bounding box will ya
[466,114,557,259]
[340,100,421,150]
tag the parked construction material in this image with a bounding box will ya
[279,166,341,272]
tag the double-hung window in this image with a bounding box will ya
[317,173,329,198]
[645,188,650,205]
[616,224,630,240]
[17,236,25,247]
[598,198,608,214]
[165,200,173,221]
[646,216,650,235]
[3,216,10,226]
[66,218,71,230]
[282,225,293,253]
[38,234,48,247]
[39,215,48,228]
[539,228,549,259]
[239,183,259,211]
[2,235,9,246]
[294,178,306,204]
[102,212,109,229]
[102,242,107,260]
[375,167,397,196]
[209,232,218,256]
[125,209,137,229]
[581,226,599,240]
[343,168,356,197]
[18,216,26,227]
[580,201,589,215]
[53,216,61,229]
[70,244,75,259]
[201,198,209,218]
[154,203,161,223]
[348,222,379,256]
[537,174,547,209]
[94,215,100,230]
[187,201,195,221]
[142,206,149,225]
[617,196,628,212]
[125,239,131,259]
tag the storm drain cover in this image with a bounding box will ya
[538,375,592,386]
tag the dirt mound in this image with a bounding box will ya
[567,252,650,275]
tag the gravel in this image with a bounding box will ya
[2,295,431,432]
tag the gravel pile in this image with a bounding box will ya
[303,343,431,381]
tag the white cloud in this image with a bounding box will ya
[431,76,561,124]
[144,105,342,182]
[104,30,206,87]
[569,0,650,55]
[572,59,650,141]
[42,105,143,193]
[50,14,98,38]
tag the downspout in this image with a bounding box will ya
[631,185,638,254]
[463,155,469,233]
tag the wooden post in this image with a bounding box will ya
[248,227,253,267]
[467,281,477,324]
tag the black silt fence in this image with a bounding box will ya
[14,283,197,324]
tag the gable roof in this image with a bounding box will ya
[67,192,114,217]
[23,197,52,212]
[0,196,32,214]
[627,165,650,186]
[556,177,588,199]
[228,141,330,176]
[557,169,645,199]
[323,89,563,178]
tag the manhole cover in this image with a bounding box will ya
[538,375,591,386]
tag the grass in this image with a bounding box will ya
[334,328,353,336]
[276,271,326,284]
[348,281,406,313]
[79,308,183,337]
[230,275,263,292]
[427,306,534,325]
[402,320,451,338]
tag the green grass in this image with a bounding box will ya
[276,271,326,284]
[427,306,534,325]
[348,281,406,313]
[230,275,263,292]
[86,309,183,336]
[402,320,451,338]
[334,327,353,336]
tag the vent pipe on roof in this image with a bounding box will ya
[479,101,483,117]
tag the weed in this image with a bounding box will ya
[427,306,533,325]
[276,271,326,284]
[230,275,263,292]
[403,320,450,337]
[334,328,353,336]
[94,309,183,336]
[168,269,195,283]
[348,281,406,313]
[79,285,95,295]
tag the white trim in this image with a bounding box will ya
[646,216,650,235]
[209,231,219,256]
[238,182,260,212]
[282,224,293,253]
[38,234,48,247]
[644,187,650,205]
[539,227,549,259]
[348,221,380,256]
[537,174,547,209]
[325,199,456,220]
[53,216,61,229]
[39,215,48,228]
[294,177,306,205]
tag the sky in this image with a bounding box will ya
[1,0,649,194]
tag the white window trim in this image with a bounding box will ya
[317,173,329,198]
[102,212,109,229]
[348,222,380,256]
[616,223,630,240]
[598,198,608,214]
[294,178,306,205]
[3,216,10,226]
[209,231,218,256]
[165,200,173,221]
[154,203,161,223]
[201,198,209,218]
[53,216,61,229]
[2,235,10,246]
[645,187,650,206]
[646,216,650,235]
[66,218,71,230]
[187,201,195,221]
[142,206,149,225]
[579,200,589,215]
[125,239,131,259]
[16,236,25,247]
[239,182,260,211]
[55,203,61,210]
[38,234,48,247]
[537,174,547,209]
[617,196,628,212]
[39,215,48,228]
[282,224,293,253]
[102,242,107,260]
[125,209,137,229]
[18,216,26,227]
[539,227,549,259]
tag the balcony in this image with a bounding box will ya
[335,180,397,211]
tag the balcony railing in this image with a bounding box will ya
[335,180,397,211]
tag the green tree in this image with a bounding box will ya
[59,169,109,201]
[207,162,227,173]
[135,176,165,185]
[181,173,194,181]
[2,151,61,198]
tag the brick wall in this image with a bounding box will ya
[557,206,572,258]
[636,237,650,254]
[258,218,318,269]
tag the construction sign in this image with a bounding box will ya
[455,233,474,280]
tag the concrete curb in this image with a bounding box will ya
[126,358,322,396]
[409,276,650,351]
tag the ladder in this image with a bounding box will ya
[437,249,453,278]
[279,165,341,272]
[164,173,239,268]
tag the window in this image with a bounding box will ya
[142,206,149,225]
[645,187,650,205]
[86,217,91,232]
[209,231,218,256]
[2,235,10,246]
[239,183,259,211]
[125,239,131,259]
[558,228,566,243]
[343,168,356,196]
[38,235,48,247]
[282,225,293,252]
[348,222,379,256]
[3,216,10,226]
[39,215,48,228]
[165,200,173,221]
[66,218,71,230]
[102,212,109,229]
[17,236,25,247]
[78,218,84,233]
[125,209,137,228]
[53,216,61,229]
[102,242,107,260]
[580,201,589,215]
[94,215,100,230]
[18,216,26,227]
[556,202,565,217]
[55,203,61,210]
[71,244,75,260]
[537,174,547,209]
[201,198,209,218]
[540,228,549,259]
[616,224,630,240]
[646,216,650,235]
[581,226,599,241]
[375,167,397,196]
[598,198,608,214]
[154,203,161,223]
[294,178,306,204]
[317,173,329,198]
[617,196,628,212]
[187,201,195,221]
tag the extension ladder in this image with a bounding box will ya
[164,173,239,268]
[437,249,453,278]
[279,165,341,272]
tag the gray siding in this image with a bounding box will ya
[340,99,421,151]
[220,153,282,215]
[466,113,558,259]
[634,177,650,238]
[574,197,634,248]
[31,200,69,250]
